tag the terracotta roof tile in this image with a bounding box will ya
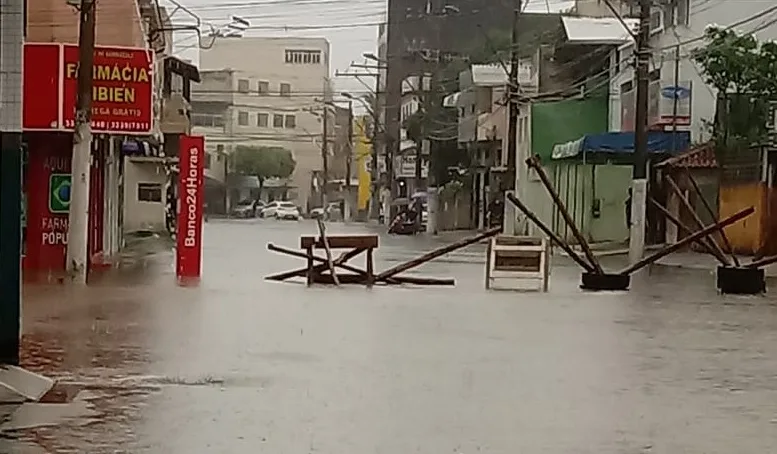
[657,143,718,169]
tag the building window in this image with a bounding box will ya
[192,113,225,128]
[238,111,249,126]
[258,113,269,127]
[204,153,212,169]
[273,114,284,128]
[137,183,162,202]
[237,79,250,93]
[258,81,269,94]
[285,49,322,64]
[280,83,291,96]
[676,0,689,26]
[285,115,296,129]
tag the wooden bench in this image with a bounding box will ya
[299,234,379,287]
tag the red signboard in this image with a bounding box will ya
[22,43,153,134]
[176,135,205,282]
[22,44,61,130]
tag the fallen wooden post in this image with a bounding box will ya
[665,175,731,266]
[525,155,603,274]
[375,228,501,282]
[683,168,740,266]
[648,197,728,264]
[266,243,455,286]
[618,206,754,275]
[505,193,596,273]
[316,218,339,285]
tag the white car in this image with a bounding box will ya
[274,202,300,220]
[259,201,281,218]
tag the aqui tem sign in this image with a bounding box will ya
[49,173,71,213]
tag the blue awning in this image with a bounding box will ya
[551,131,690,160]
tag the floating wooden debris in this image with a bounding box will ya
[265,221,500,287]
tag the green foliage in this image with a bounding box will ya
[232,145,296,185]
[692,27,777,150]
[692,27,777,96]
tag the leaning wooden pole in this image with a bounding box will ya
[648,197,728,265]
[316,218,339,285]
[665,175,731,266]
[525,155,603,273]
[375,228,501,282]
[619,206,754,275]
[745,254,777,269]
[682,168,740,266]
[505,193,596,273]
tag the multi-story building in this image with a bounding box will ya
[575,0,777,143]
[194,37,332,211]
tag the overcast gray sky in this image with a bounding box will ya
[167,0,574,97]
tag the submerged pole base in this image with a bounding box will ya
[716,266,765,295]
[580,272,630,291]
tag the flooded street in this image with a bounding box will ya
[5,219,777,452]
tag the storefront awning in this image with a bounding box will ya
[551,131,690,160]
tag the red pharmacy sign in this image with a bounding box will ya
[23,43,153,134]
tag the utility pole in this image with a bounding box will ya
[628,0,652,264]
[321,103,330,207]
[67,0,96,284]
[506,0,520,191]
[345,100,354,221]
[0,0,25,365]
[369,102,381,222]
[502,0,521,236]
[415,73,426,195]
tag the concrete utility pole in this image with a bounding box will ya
[345,100,354,221]
[628,0,652,264]
[415,73,426,196]
[321,102,330,207]
[67,0,97,284]
[0,0,25,365]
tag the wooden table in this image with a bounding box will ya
[300,234,379,287]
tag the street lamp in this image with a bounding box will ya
[362,52,384,64]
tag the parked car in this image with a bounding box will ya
[231,199,257,218]
[259,201,280,218]
[274,202,300,220]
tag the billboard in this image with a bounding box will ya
[23,43,153,134]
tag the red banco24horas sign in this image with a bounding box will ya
[23,43,154,134]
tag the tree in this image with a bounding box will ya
[692,27,777,150]
[231,145,296,191]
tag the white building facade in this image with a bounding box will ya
[580,0,777,142]
[194,37,332,210]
